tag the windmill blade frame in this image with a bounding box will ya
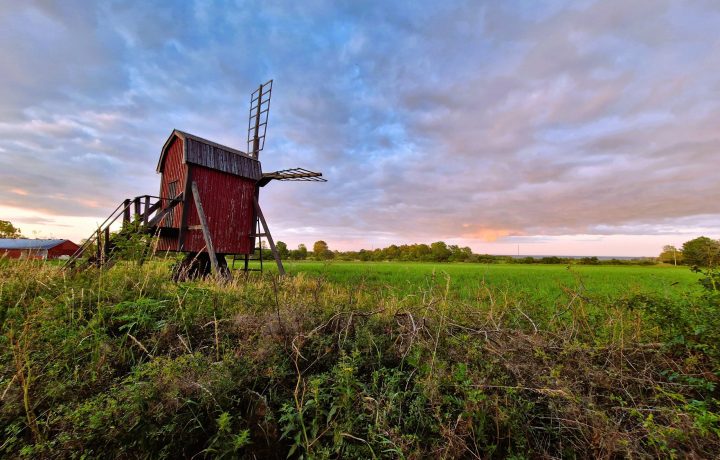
[258,168,326,187]
[248,79,273,158]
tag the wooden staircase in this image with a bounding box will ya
[64,194,182,270]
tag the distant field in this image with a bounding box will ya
[252,260,703,304]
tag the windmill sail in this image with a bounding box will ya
[248,80,273,158]
[258,168,326,187]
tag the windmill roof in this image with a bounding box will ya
[156,129,262,180]
[0,239,70,250]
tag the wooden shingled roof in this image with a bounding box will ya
[157,130,262,181]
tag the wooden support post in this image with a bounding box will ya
[96,228,102,262]
[177,169,193,251]
[253,196,285,276]
[143,196,150,225]
[191,182,220,276]
[134,198,141,219]
[104,227,110,259]
[123,199,131,224]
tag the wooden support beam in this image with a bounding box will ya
[123,199,131,224]
[144,200,162,219]
[252,84,263,158]
[104,226,110,259]
[146,194,182,228]
[177,168,193,251]
[134,198,141,219]
[143,196,150,225]
[191,182,220,277]
[96,228,101,262]
[253,196,285,276]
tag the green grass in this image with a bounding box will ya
[256,260,703,305]
[2,258,719,458]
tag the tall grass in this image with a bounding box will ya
[1,258,718,458]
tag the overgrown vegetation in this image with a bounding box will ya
[1,258,719,458]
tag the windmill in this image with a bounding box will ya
[237,80,327,276]
[65,80,325,278]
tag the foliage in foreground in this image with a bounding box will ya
[1,259,719,458]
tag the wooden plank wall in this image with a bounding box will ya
[156,137,186,251]
[181,166,256,254]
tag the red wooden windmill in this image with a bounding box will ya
[67,80,325,278]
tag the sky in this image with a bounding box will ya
[0,0,718,257]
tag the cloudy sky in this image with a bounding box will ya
[1,0,718,256]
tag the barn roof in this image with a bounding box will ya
[0,239,71,250]
[157,129,262,180]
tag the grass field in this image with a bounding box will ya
[1,258,719,458]
[261,260,703,304]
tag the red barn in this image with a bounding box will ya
[155,130,262,256]
[0,239,79,260]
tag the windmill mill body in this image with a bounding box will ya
[66,80,325,279]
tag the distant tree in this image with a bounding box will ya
[276,241,290,259]
[313,240,332,260]
[413,244,432,261]
[658,245,682,265]
[0,220,22,238]
[682,237,720,267]
[449,245,473,262]
[385,244,400,260]
[290,243,308,260]
[258,240,274,260]
[476,254,497,264]
[430,241,451,262]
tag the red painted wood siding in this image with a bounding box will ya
[182,165,256,254]
[47,240,79,258]
[156,136,256,255]
[1,249,26,259]
[157,137,187,251]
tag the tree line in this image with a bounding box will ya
[272,236,719,267]
[274,240,477,263]
[269,240,652,265]
[658,236,720,268]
